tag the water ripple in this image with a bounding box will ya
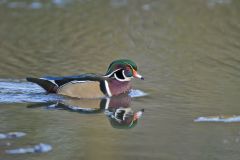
[1,0,77,9]
[0,132,26,139]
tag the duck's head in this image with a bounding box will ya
[105,59,144,81]
[108,108,144,129]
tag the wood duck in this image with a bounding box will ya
[26,59,144,98]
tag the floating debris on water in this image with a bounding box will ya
[194,115,240,123]
[5,143,52,154]
[0,132,26,139]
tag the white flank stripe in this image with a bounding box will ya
[104,80,112,97]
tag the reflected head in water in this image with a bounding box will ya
[105,94,144,129]
[106,107,144,129]
[26,59,144,99]
[27,94,144,129]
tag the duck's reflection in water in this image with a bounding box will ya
[105,95,144,129]
[27,94,144,129]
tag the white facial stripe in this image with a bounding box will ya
[105,68,121,77]
[114,72,131,82]
[114,73,125,81]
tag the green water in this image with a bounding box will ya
[0,0,240,159]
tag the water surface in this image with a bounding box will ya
[0,0,240,159]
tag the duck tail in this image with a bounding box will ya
[26,77,58,93]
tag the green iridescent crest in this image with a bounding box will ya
[105,59,138,76]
